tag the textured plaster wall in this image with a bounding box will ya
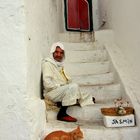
[99,0,140,98]
[110,3,140,130]
[98,0,112,29]
[96,30,140,135]
[101,0,140,80]
[96,0,140,131]
[0,0,47,139]
[100,0,140,103]
[92,0,100,30]
[0,0,30,139]
[25,0,62,97]
[110,0,140,80]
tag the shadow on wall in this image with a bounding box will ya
[40,73,44,99]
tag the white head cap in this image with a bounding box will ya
[49,42,65,67]
[50,42,64,54]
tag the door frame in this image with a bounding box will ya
[64,0,93,32]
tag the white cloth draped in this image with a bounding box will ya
[42,58,94,107]
[42,42,94,107]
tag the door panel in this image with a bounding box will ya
[67,0,80,30]
[65,0,93,31]
[79,0,90,30]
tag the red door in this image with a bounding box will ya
[65,0,93,31]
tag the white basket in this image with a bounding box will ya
[101,107,135,127]
[102,114,135,127]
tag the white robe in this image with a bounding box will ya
[42,58,94,107]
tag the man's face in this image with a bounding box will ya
[53,46,64,62]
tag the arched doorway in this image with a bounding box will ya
[64,0,93,32]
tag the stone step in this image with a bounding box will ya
[44,119,139,140]
[64,61,110,76]
[46,83,122,122]
[46,101,114,122]
[67,102,114,122]
[65,50,108,63]
[82,125,138,140]
[80,83,122,103]
[72,72,114,86]
[59,32,95,42]
[62,41,105,51]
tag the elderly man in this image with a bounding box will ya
[42,42,95,122]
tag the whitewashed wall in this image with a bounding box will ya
[98,0,112,29]
[0,0,63,139]
[110,0,140,80]
[96,0,140,130]
[0,0,31,139]
[25,0,62,97]
[100,0,140,80]
[24,1,63,138]
[92,0,100,30]
[98,0,140,91]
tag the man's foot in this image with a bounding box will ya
[57,114,77,122]
[92,97,96,103]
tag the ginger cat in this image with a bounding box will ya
[44,126,83,140]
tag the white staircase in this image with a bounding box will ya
[44,32,139,140]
